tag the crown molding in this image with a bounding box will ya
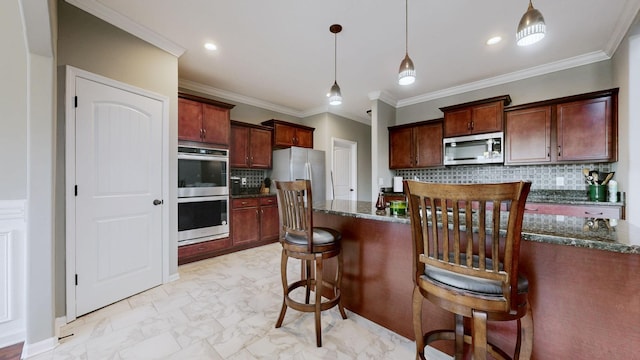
[397,51,611,107]
[65,0,185,57]
[368,90,397,107]
[603,0,640,56]
[179,79,304,117]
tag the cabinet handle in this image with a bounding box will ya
[525,207,538,212]
[585,211,604,216]
[256,209,259,220]
[202,128,207,139]
[470,121,474,130]
[547,146,550,158]
[558,145,562,157]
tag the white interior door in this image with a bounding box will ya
[332,138,357,201]
[73,76,163,316]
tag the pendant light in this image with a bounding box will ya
[328,24,343,106]
[398,0,415,85]
[516,0,546,46]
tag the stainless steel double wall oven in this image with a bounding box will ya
[178,145,229,245]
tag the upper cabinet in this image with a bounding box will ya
[389,119,443,169]
[178,93,235,147]
[230,121,273,169]
[261,119,314,149]
[440,95,511,137]
[505,88,618,165]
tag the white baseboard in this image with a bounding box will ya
[168,272,180,282]
[22,336,57,359]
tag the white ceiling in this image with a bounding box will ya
[68,0,640,123]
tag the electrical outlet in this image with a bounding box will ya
[556,177,564,186]
[241,177,247,185]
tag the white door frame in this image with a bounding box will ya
[330,137,357,201]
[64,66,170,321]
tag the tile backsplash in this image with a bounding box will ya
[230,169,267,188]
[395,163,615,191]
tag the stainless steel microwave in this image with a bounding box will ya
[443,132,504,165]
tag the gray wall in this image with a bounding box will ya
[178,87,300,125]
[0,0,28,200]
[304,112,372,201]
[397,60,614,124]
[56,0,179,316]
[612,13,640,225]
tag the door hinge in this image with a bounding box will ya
[74,96,78,108]
[75,274,78,286]
[74,185,78,196]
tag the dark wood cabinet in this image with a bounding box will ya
[178,238,232,265]
[231,198,260,246]
[389,119,443,169]
[441,95,511,137]
[505,88,618,165]
[505,106,552,164]
[524,202,623,219]
[230,121,272,169]
[261,119,314,149]
[178,93,234,147]
[259,196,279,241]
[557,95,616,162]
[231,196,279,247]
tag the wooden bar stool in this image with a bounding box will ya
[273,179,347,347]
[405,180,533,360]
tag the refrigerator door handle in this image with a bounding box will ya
[305,162,312,183]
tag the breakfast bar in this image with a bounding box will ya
[313,199,640,359]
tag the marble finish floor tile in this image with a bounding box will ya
[30,243,451,359]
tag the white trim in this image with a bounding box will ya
[65,0,185,57]
[179,79,372,125]
[64,65,171,321]
[397,51,611,107]
[330,138,358,201]
[21,336,58,359]
[0,200,26,350]
[603,0,640,56]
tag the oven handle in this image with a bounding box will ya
[178,195,229,203]
[178,153,229,162]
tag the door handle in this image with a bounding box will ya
[153,199,163,205]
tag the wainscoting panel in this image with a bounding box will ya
[0,200,26,348]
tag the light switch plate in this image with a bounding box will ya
[556,177,564,186]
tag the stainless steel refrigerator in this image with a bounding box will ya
[270,146,325,206]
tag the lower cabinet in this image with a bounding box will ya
[232,196,279,247]
[524,203,624,219]
[178,237,232,265]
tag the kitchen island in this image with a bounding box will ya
[313,200,640,359]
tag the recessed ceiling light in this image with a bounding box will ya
[486,36,502,45]
[204,42,217,51]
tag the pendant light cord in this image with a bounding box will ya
[405,0,409,56]
[334,32,337,82]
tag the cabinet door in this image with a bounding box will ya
[232,207,260,245]
[295,128,314,148]
[260,203,279,241]
[443,109,472,137]
[557,96,615,162]
[471,102,503,134]
[249,128,273,168]
[201,104,230,146]
[273,123,296,147]
[178,98,203,142]
[414,122,443,167]
[505,107,551,165]
[389,127,414,169]
[230,126,250,168]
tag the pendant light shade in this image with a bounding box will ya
[516,0,546,46]
[398,0,415,85]
[328,24,342,106]
[328,81,342,106]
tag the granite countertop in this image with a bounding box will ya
[383,189,625,207]
[231,192,275,199]
[313,200,639,255]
